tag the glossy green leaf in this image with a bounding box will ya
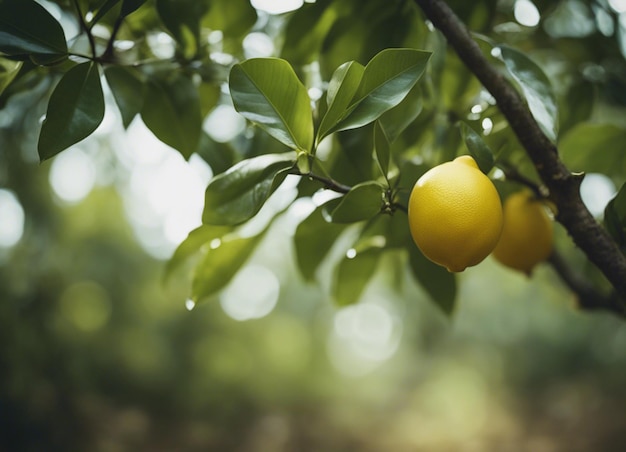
[604,182,626,253]
[141,73,202,159]
[0,0,67,57]
[203,153,294,226]
[559,123,626,180]
[0,57,22,95]
[333,248,381,306]
[294,204,346,281]
[317,61,364,142]
[499,45,559,143]
[38,62,104,161]
[334,48,431,133]
[191,231,265,303]
[460,122,495,173]
[329,181,383,223]
[229,58,314,152]
[104,66,144,129]
[408,244,457,316]
[373,121,390,178]
[378,84,423,143]
[164,224,232,281]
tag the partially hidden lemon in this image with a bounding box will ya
[492,189,553,275]
[408,155,503,272]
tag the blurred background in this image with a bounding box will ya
[2,0,626,451]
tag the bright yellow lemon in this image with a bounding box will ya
[492,189,553,275]
[408,155,503,272]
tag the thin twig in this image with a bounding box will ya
[413,0,626,314]
[548,252,625,317]
[73,0,97,59]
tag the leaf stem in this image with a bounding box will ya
[292,169,352,194]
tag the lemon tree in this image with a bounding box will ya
[1,0,625,317]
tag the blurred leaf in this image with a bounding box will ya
[104,66,144,129]
[559,123,626,180]
[203,153,294,225]
[202,0,257,38]
[378,84,423,143]
[38,62,104,161]
[460,122,495,173]
[0,0,67,57]
[604,182,626,253]
[373,121,391,178]
[281,0,336,65]
[198,82,220,117]
[499,45,559,143]
[164,224,232,281]
[0,57,22,95]
[329,181,383,223]
[559,79,594,134]
[88,0,147,27]
[408,244,457,316]
[156,0,209,57]
[195,132,236,175]
[294,204,345,281]
[317,61,365,142]
[141,73,202,159]
[333,49,431,134]
[192,231,265,303]
[333,247,381,306]
[229,58,314,152]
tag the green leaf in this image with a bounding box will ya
[317,61,364,142]
[294,203,345,281]
[89,0,146,27]
[140,73,202,159]
[604,182,626,253]
[378,84,423,143]
[38,62,104,161]
[191,231,265,303]
[121,0,147,17]
[229,58,314,152]
[156,0,209,57]
[333,248,381,306]
[0,0,67,57]
[329,181,383,223]
[195,132,236,175]
[373,121,390,178]
[104,66,144,129]
[408,244,457,316]
[281,0,336,65]
[559,123,626,180]
[0,57,22,95]
[202,0,257,38]
[164,224,232,281]
[460,122,495,173]
[499,45,559,143]
[203,153,294,225]
[334,48,431,133]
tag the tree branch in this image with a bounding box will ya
[414,0,626,312]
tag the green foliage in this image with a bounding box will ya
[38,62,104,160]
[1,0,626,317]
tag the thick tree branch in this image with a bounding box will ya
[414,0,626,312]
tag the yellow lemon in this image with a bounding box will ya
[408,155,503,272]
[492,189,553,275]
